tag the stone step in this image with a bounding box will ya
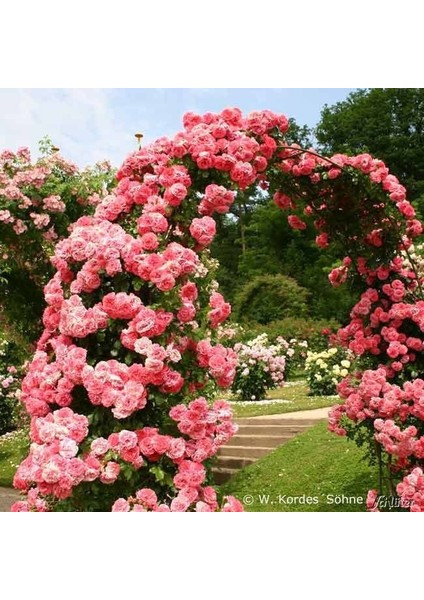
[216,455,256,470]
[212,468,238,485]
[237,424,311,436]
[225,434,294,448]
[217,445,274,459]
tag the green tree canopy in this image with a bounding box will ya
[233,274,309,325]
[316,88,424,203]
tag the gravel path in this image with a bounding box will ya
[245,406,331,420]
[0,487,20,512]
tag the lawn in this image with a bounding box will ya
[229,380,340,418]
[0,429,29,487]
[220,422,378,512]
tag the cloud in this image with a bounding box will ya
[0,89,138,167]
[0,88,356,169]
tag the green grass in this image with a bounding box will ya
[221,422,378,512]
[0,429,29,487]
[229,381,340,418]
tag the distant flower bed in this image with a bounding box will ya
[232,333,287,401]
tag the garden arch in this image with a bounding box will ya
[13,108,424,511]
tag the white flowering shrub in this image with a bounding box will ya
[232,333,286,401]
[277,336,309,377]
[305,346,354,396]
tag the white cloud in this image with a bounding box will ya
[0,89,140,167]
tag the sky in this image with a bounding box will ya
[0,88,357,168]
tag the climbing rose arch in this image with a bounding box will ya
[12,107,424,512]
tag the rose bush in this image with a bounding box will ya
[0,338,27,434]
[0,138,115,339]
[10,106,424,511]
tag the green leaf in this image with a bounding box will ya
[150,465,165,482]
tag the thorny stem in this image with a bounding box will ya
[387,454,395,497]
[376,440,384,496]
[280,179,361,281]
[276,143,424,299]
[277,144,349,171]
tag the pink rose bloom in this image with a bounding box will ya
[152,435,171,455]
[366,490,379,512]
[230,161,256,188]
[140,232,159,251]
[43,194,66,213]
[112,498,130,512]
[135,488,158,508]
[189,216,216,247]
[118,430,138,450]
[195,501,213,512]
[315,233,329,248]
[102,292,142,320]
[67,458,87,484]
[164,182,188,206]
[169,405,187,421]
[179,282,198,302]
[273,191,293,210]
[177,303,196,323]
[58,438,78,459]
[137,212,168,235]
[13,219,27,235]
[11,501,30,512]
[160,369,184,394]
[30,212,51,229]
[287,215,307,230]
[167,438,186,460]
[170,495,191,512]
[221,496,244,512]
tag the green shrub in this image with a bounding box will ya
[233,274,309,325]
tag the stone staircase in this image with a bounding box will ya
[213,413,327,484]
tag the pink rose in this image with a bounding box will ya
[177,303,196,323]
[112,498,130,512]
[140,232,159,251]
[189,216,216,247]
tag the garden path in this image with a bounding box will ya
[0,486,20,512]
[214,406,330,483]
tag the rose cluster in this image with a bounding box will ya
[12,106,424,512]
[12,397,240,511]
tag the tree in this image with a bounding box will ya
[316,88,424,204]
[233,274,309,325]
[211,118,313,277]
[235,200,357,322]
